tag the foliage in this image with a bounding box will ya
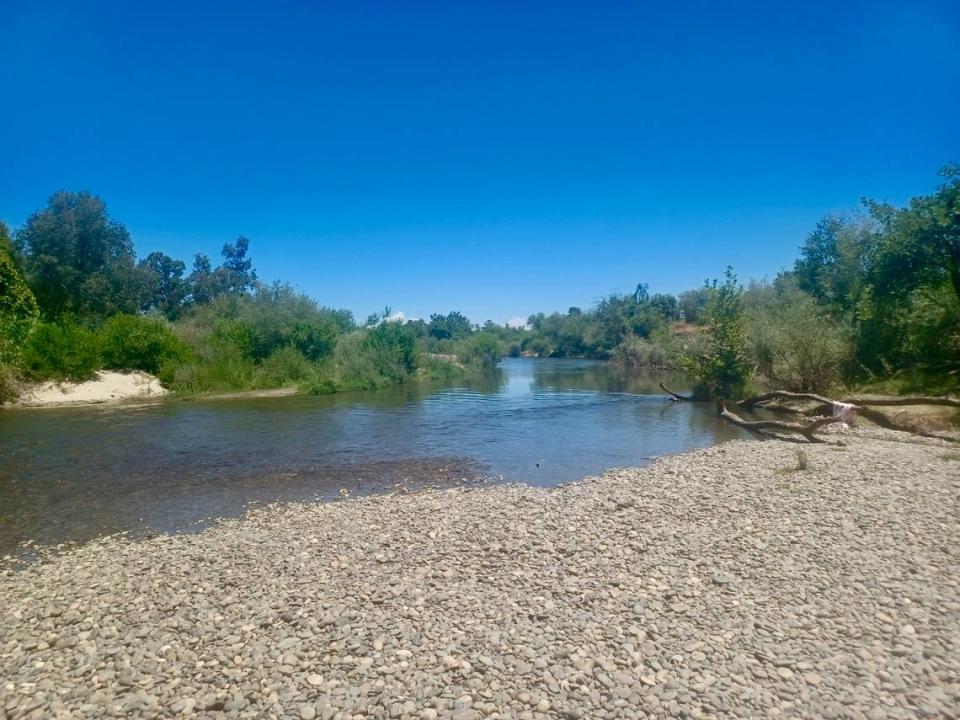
[0,364,22,404]
[139,251,188,319]
[793,214,877,315]
[457,332,503,370]
[167,286,349,393]
[0,235,40,364]
[610,334,670,369]
[680,268,751,399]
[521,289,673,360]
[185,237,257,307]
[20,320,102,381]
[428,311,473,340]
[869,165,960,307]
[363,320,417,381]
[253,346,313,389]
[6,167,960,399]
[677,287,712,323]
[15,191,147,321]
[747,285,852,392]
[98,314,189,378]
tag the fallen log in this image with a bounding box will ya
[716,400,845,443]
[841,395,960,408]
[659,382,693,402]
[738,390,839,408]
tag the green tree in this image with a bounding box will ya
[0,235,40,364]
[139,251,188,319]
[680,268,750,400]
[20,320,102,381]
[869,164,960,307]
[677,286,712,324]
[98,314,188,377]
[364,320,417,380]
[793,215,877,316]
[459,332,503,370]
[186,237,258,307]
[428,311,473,340]
[16,191,147,319]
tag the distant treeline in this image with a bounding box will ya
[0,193,504,401]
[514,165,959,397]
[1,164,958,401]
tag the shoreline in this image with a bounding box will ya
[2,429,958,718]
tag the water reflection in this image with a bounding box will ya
[0,358,746,553]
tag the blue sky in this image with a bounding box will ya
[2,1,958,326]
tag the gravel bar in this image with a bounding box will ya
[2,430,959,719]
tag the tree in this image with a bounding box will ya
[185,237,258,308]
[649,293,678,320]
[139,251,188,319]
[869,164,960,307]
[459,332,504,370]
[0,237,39,364]
[680,268,751,400]
[15,191,145,319]
[221,236,258,295]
[428,311,473,340]
[678,286,712,324]
[793,215,877,315]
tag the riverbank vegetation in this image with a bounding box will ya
[1,165,957,402]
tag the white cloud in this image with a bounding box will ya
[505,316,529,329]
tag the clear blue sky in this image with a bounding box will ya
[2,1,958,325]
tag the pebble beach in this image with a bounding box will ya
[2,429,959,719]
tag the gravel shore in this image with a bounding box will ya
[2,429,959,719]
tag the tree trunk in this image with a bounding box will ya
[716,400,845,443]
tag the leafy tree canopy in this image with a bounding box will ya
[16,191,146,320]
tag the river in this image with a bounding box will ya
[0,358,744,554]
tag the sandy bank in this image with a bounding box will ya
[12,370,168,408]
[2,429,959,718]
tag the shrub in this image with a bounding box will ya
[610,334,669,369]
[0,246,39,364]
[0,364,22,403]
[457,332,503,370]
[252,346,313,388]
[680,268,751,400]
[168,351,255,393]
[21,320,102,381]
[98,314,189,376]
[748,290,852,392]
[363,321,417,382]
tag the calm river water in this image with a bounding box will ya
[0,358,745,553]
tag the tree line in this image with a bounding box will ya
[0,192,505,401]
[1,164,957,402]
[511,165,958,398]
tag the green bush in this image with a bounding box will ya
[680,268,751,400]
[363,321,417,382]
[748,290,852,393]
[0,245,39,364]
[252,346,313,388]
[98,314,189,376]
[21,320,102,381]
[610,334,669,369]
[457,332,503,370]
[0,364,22,403]
[168,351,255,393]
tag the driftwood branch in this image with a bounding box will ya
[717,400,845,443]
[740,390,958,410]
[738,390,841,408]
[841,395,960,408]
[659,382,693,402]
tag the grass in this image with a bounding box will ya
[777,449,810,475]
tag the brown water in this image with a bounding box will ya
[0,358,745,554]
